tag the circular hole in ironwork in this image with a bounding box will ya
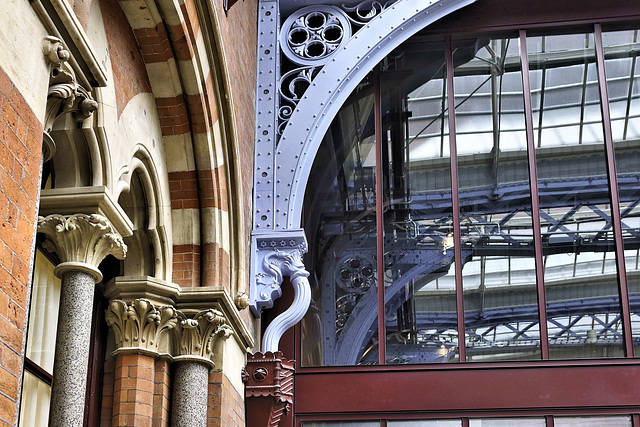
[349,258,361,269]
[361,266,373,277]
[261,215,267,221]
[305,12,326,29]
[289,28,309,45]
[340,269,351,280]
[322,25,342,42]
[262,130,268,135]
[261,172,268,177]
[265,11,271,16]
[263,89,269,94]
[305,41,326,58]
[264,49,271,54]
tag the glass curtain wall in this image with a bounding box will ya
[602,28,640,355]
[302,23,637,366]
[528,31,624,359]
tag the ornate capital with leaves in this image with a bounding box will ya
[174,309,233,368]
[105,299,177,355]
[38,214,127,280]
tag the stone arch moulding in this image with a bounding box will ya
[251,0,478,351]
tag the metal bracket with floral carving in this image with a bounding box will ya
[105,299,178,356]
[250,229,311,352]
[243,351,294,427]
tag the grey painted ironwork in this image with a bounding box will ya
[251,0,478,319]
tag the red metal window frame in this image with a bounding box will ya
[292,2,640,425]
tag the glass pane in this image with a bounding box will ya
[19,370,51,426]
[469,418,545,427]
[602,28,640,355]
[455,35,541,362]
[381,38,459,364]
[26,249,61,373]
[554,416,631,426]
[303,423,379,427]
[389,420,462,426]
[528,32,624,359]
[301,71,379,366]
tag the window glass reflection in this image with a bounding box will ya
[554,416,631,426]
[454,35,541,361]
[529,32,624,359]
[469,418,545,427]
[602,27,640,356]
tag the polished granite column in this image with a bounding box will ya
[38,214,126,427]
[171,309,232,426]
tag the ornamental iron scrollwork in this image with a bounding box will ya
[275,1,398,141]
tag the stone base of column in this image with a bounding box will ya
[171,361,209,426]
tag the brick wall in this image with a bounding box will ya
[208,371,244,427]
[0,64,42,426]
[101,0,152,118]
[110,353,164,427]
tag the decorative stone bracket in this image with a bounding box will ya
[243,351,294,427]
[105,299,233,370]
[42,35,98,161]
[250,229,311,353]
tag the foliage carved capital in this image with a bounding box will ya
[105,299,178,355]
[38,214,127,277]
[174,309,233,368]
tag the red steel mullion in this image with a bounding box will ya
[546,415,555,427]
[594,23,634,357]
[519,29,551,360]
[446,35,467,363]
[633,414,640,427]
[375,69,386,365]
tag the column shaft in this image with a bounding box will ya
[171,362,209,426]
[48,270,95,427]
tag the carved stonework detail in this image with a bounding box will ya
[42,35,98,162]
[244,351,294,427]
[43,35,70,65]
[234,291,249,310]
[105,299,177,354]
[37,214,127,268]
[174,309,233,365]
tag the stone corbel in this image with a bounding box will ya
[174,309,233,369]
[42,35,98,162]
[243,351,294,427]
[251,229,311,353]
[105,298,178,357]
[37,213,127,281]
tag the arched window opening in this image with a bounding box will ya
[118,170,156,277]
[302,23,640,367]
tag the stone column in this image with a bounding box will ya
[38,214,126,427]
[172,309,232,427]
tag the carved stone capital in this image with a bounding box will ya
[174,309,233,369]
[105,299,177,356]
[38,214,127,280]
[250,229,309,316]
[244,351,294,427]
